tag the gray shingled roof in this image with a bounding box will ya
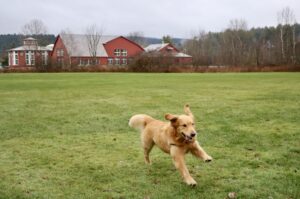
[144,43,169,52]
[60,34,118,57]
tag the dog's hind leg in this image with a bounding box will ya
[143,142,154,164]
[141,132,154,164]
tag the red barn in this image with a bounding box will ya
[144,43,192,64]
[7,37,53,67]
[51,34,144,67]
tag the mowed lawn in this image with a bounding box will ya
[0,73,299,199]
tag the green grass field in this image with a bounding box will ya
[0,73,299,199]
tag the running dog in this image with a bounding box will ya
[129,104,212,186]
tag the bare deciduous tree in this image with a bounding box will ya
[85,24,103,65]
[277,7,296,63]
[228,19,248,31]
[292,19,297,64]
[22,19,48,35]
[227,19,249,66]
[183,30,212,65]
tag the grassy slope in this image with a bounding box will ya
[0,73,299,199]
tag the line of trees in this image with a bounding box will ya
[183,7,299,66]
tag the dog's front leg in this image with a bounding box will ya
[170,146,197,186]
[190,141,213,162]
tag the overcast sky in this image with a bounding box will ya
[0,0,299,38]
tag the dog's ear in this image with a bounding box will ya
[184,104,194,120]
[165,113,178,123]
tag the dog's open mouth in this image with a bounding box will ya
[181,132,193,142]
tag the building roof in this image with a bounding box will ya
[24,37,37,41]
[144,43,192,58]
[8,45,53,51]
[144,43,169,52]
[46,44,54,51]
[173,52,192,58]
[60,34,119,57]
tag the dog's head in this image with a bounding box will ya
[165,104,197,142]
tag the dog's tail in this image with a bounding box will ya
[129,114,154,132]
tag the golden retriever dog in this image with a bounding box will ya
[129,104,212,186]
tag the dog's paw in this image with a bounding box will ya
[187,182,197,187]
[204,155,213,162]
[186,178,197,187]
[188,182,197,187]
[144,160,152,165]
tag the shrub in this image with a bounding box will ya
[128,52,177,72]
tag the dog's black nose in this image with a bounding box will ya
[191,132,196,137]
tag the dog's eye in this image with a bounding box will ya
[182,124,187,127]
[192,123,195,126]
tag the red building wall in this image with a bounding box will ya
[159,43,179,54]
[176,57,193,64]
[18,52,26,66]
[159,44,192,65]
[51,36,70,67]
[9,51,51,67]
[8,51,26,67]
[104,37,144,58]
[70,57,107,66]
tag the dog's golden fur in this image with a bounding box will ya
[129,104,212,186]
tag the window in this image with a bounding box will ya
[56,49,64,57]
[108,58,113,65]
[25,51,35,65]
[79,59,86,66]
[30,51,35,65]
[114,58,120,65]
[114,49,121,56]
[57,57,64,66]
[80,59,90,66]
[85,59,99,65]
[121,58,127,65]
[26,51,30,65]
[87,59,91,66]
[14,52,19,65]
[42,52,47,65]
[121,49,127,57]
